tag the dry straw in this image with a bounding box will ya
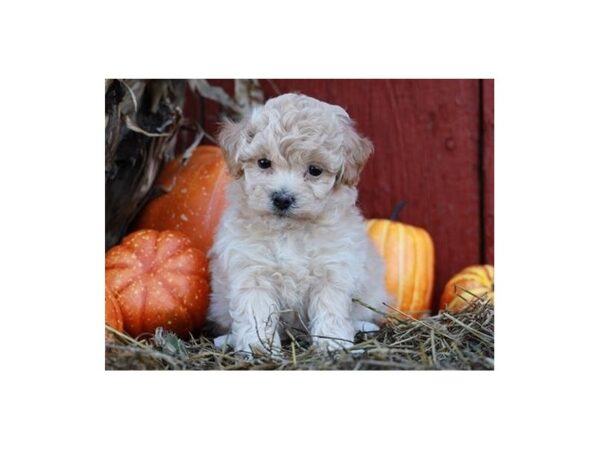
[105,292,494,370]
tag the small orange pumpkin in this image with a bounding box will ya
[105,229,209,337]
[133,145,231,257]
[439,265,494,313]
[366,219,435,318]
[105,284,124,332]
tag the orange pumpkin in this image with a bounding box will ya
[366,219,434,318]
[133,145,231,257]
[439,265,494,313]
[105,284,124,332]
[105,229,209,337]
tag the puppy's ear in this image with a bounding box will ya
[218,117,251,178]
[336,112,374,186]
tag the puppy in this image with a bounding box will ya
[207,93,390,354]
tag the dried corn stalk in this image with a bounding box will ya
[105,79,266,250]
[105,79,185,249]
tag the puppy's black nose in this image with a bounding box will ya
[271,191,295,211]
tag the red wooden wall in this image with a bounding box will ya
[193,80,494,309]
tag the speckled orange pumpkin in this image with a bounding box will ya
[133,145,231,257]
[439,265,494,313]
[366,219,435,318]
[105,229,209,337]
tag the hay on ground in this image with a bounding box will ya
[105,295,494,370]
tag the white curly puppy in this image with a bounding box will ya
[207,93,390,354]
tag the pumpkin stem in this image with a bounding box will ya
[390,200,408,221]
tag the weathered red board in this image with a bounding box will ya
[197,79,493,307]
[482,80,495,265]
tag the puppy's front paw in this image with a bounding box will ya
[310,317,356,352]
[353,320,380,333]
[312,335,355,352]
[214,334,231,350]
[233,331,282,357]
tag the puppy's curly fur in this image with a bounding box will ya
[207,93,390,353]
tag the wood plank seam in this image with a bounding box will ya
[478,79,486,264]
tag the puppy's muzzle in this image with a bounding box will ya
[271,191,295,212]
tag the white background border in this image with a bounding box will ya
[2,1,599,448]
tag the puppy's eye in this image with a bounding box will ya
[257,159,271,169]
[308,165,323,177]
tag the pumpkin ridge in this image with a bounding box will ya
[419,228,433,315]
[160,271,205,332]
[484,265,494,287]
[118,279,148,336]
[156,231,190,261]
[105,261,134,271]
[163,245,197,265]
[376,220,391,255]
[393,223,404,308]
[154,276,192,330]
[137,278,150,336]
[157,243,204,325]
[121,241,151,273]
[413,227,428,315]
[127,230,159,271]
[156,272,196,327]
[155,272,179,301]
[409,227,421,314]
[105,256,145,281]
[106,270,139,295]
[157,265,202,277]
[401,225,415,311]
[105,249,144,293]
[105,285,124,331]
[160,246,205,278]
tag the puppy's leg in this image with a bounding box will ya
[213,334,231,350]
[230,288,281,356]
[308,283,355,351]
